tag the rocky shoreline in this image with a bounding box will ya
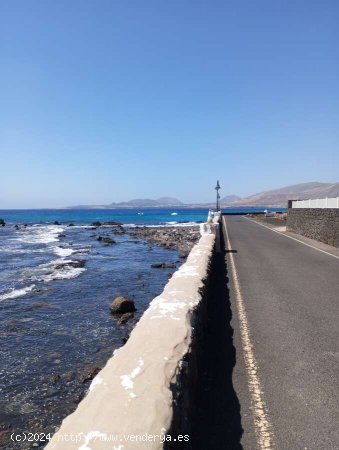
[87,221,201,258]
[0,212,207,449]
[1,221,194,449]
[86,222,201,257]
[127,225,201,259]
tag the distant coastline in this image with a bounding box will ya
[66,181,339,210]
[1,181,338,211]
[66,205,287,210]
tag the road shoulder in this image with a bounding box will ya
[246,216,339,259]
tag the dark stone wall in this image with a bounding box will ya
[287,208,339,248]
[165,252,212,450]
[167,224,243,450]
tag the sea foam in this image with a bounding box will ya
[15,225,64,244]
[0,284,36,302]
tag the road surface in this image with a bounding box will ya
[223,215,339,450]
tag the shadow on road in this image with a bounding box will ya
[190,231,243,449]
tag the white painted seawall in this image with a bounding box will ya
[46,223,219,450]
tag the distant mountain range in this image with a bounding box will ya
[68,182,339,209]
[220,195,242,205]
[108,197,183,207]
[228,182,339,207]
[70,197,183,209]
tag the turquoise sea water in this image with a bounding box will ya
[0,207,282,226]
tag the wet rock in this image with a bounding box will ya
[55,260,86,270]
[127,225,200,255]
[68,223,75,227]
[54,221,61,225]
[117,312,134,325]
[68,260,86,268]
[79,366,101,383]
[50,374,61,383]
[30,302,50,309]
[112,225,126,235]
[110,296,136,314]
[90,220,123,227]
[58,233,66,238]
[0,218,5,227]
[97,236,116,244]
[63,371,75,382]
[102,221,122,226]
[151,262,176,269]
[178,249,189,258]
[35,286,54,294]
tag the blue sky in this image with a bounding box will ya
[1,0,338,208]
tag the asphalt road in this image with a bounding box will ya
[223,215,339,450]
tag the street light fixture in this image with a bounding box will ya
[215,180,221,212]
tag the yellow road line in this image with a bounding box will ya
[223,217,275,450]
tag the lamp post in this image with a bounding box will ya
[215,180,221,212]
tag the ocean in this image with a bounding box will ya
[0,207,277,448]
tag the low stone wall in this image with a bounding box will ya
[46,226,219,450]
[287,208,339,248]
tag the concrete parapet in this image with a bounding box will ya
[287,208,339,248]
[46,232,217,450]
[199,222,219,236]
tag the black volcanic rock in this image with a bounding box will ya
[151,262,176,269]
[110,296,136,314]
[55,260,86,269]
[102,221,122,226]
[127,226,200,259]
[97,236,116,244]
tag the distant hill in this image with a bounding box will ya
[69,197,183,209]
[156,197,184,205]
[220,195,242,206]
[230,182,339,207]
[108,197,183,207]
[68,182,339,209]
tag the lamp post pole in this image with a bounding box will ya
[215,180,221,212]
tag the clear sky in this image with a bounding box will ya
[1,0,338,208]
